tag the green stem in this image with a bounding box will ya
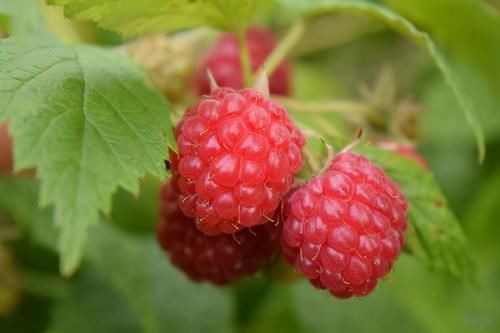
[237,31,253,87]
[210,0,252,86]
[272,96,385,127]
[256,19,306,79]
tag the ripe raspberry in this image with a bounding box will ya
[280,152,408,298]
[172,87,304,235]
[0,122,13,174]
[194,27,291,96]
[375,140,427,170]
[156,179,279,285]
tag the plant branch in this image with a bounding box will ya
[210,0,253,86]
[237,31,253,87]
[256,19,306,79]
[272,96,385,126]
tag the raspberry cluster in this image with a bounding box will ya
[194,27,291,96]
[157,177,279,285]
[156,25,408,296]
[280,152,408,298]
[171,87,305,235]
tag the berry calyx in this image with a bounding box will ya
[156,179,279,285]
[280,151,408,298]
[194,27,291,96]
[172,87,304,235]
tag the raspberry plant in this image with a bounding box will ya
[1,0,499,332]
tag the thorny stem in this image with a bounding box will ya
[256,19,307,80]
[272,96,385,127]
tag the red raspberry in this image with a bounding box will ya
[375,140,428,170]
[156,179,279,285]
[194,27,291,96]
[280,152,408,298]
[172,87,304,235]
[0,122,13,174]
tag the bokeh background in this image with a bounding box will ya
[1,0,500,332]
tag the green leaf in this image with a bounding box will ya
[47,269,142,333]
[111,177,161,233]
[383,0,500,143]
[278,0,485,162]
[46,0,256,36]
[0,38,174,275]
[290,279,424,333]
[383,0,500,88]
[0,176,232,333]
[356,145,475,281]
[421,63,500,144]
[0,0,54,38]
[86,224,233,333]
[0,176,57,250]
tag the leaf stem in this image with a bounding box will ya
[256,19,306,79]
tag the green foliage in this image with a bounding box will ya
[47,0,257,36]
[46,269,142,333]
[383,0,500,87]
[0,176,57,250]
[383,0,500,142]
[0,38,174,274]
[0,0,54,38]
[278,0,485,162]
[110,177,161,233]
[356,146,474,281]
[0,176,233,333]
[2,0,500,332]
[86,224,233,333]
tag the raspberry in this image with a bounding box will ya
[0,122,13,174]
[194,27,291,96]
[156,179,279,285]
[280,152,408,298]
[172,87,304,235]
[375,140,428,170]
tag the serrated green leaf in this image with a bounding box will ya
[356,145,475,281]
[0,38,174,275]
[0,0,54,38]
[46,0,256,36]
[278,0,485,162]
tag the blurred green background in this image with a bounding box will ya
[1,0,500,332]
